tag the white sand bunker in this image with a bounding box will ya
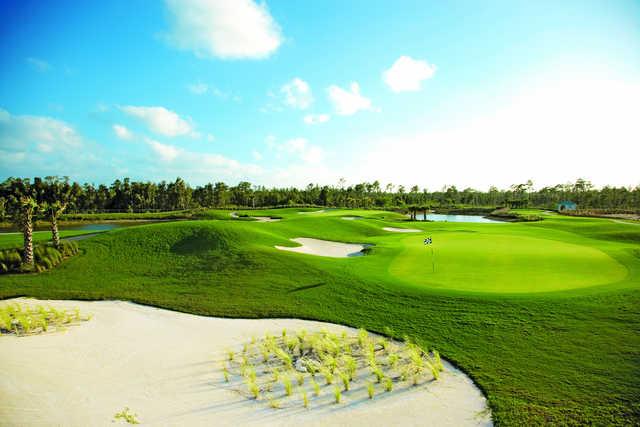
[276,238,370,258]
[383,227,421,233]
[341,216,363,220]
[298,210,326,214]
[230,212,281,222]
[0,298,492,427]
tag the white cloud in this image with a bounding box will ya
[120,105,195,138]
[269,137,325,164]
[383,56,436,92]
[349,78,640,189]
[327,82,373,116]
[0,108,83,152]
[303,114,330,125]
[187,82,209,95]
[145,138,180,162]
[0,108,102,177]
[281,78,313,109]
[165,0,283,60]
[207,133,216,142]
[252,150,263,161]
[142,136,262,181]
[26,57,51,72]
[112,124,134,140]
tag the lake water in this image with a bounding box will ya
[416,214,503,223]
[0,221,162,234]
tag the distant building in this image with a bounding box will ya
[557,201,577,211]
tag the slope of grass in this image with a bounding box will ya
[0,208,638,425]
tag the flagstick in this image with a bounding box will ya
[431,245,435,273]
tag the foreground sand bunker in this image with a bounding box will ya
[275,238,370,258]
[0,298,492,427]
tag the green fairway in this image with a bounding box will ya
[1,208,639,425]
[390,229,628,293]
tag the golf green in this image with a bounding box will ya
[389,231,628,293]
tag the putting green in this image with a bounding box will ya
[389,232,628,293]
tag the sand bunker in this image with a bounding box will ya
[0,298,492,427]
[341,216,363,220]
[298,210,326,214]
[275,238,370,258]
[230,212,281,222]
[383,227,421,233]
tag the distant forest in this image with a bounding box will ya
[1,177,639,215]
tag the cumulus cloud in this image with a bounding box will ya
[383,55,437,92]
[349,78,640,189]
[303,114,330,125]
[165,0,283,60]
[187,82,209,95]
[269,137,324,164]
[144,138,180,162]
[327,82,372,116]
[281,78,313,109]
[0,108,103,177]
[112,124,133,140]
[141,136,262,182]
[26,57,51,72]
[120,105,195,138]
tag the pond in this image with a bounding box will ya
[416,214,504,223]
[0,220,164,234]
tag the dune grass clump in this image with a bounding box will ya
[220,328,444,409]
[113,407,140,424]
[0,303,90,336]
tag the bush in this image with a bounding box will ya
[0,241,79,275]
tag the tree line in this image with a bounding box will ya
[1,176,638,267]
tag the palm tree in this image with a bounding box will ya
[40,177,72,249]
[17,196,38,266]
[2,178,38,267]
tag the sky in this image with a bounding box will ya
[0,0,639,190]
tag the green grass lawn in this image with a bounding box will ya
[0,229,101,249]
[1,208,638,425]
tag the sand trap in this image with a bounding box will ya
[383,227,421,233]
[253,217,281,223]
[0,298,492,427]
[275,238,370,258]
[341,216,363,220]
[230,212,280,222]
[298,210,326,214]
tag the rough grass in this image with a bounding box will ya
[0,208,639,425]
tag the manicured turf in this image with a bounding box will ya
[1,208,638,425]
[0,229,100,249]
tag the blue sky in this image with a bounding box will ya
[1,0,639,190]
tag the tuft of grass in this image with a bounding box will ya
[248,381,260,399]
[384,376,393,392]
[333,386,342,404]
[114,407,139,424]
[302,390,309,408]
[367,382,375,399]
[282,375,293,397]
[338,370,350,391]
[268,398,281,409]
[296,372,305,386]
[311,378,321,397]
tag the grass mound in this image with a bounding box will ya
[0,302,90,335]
[223,328,443,408]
